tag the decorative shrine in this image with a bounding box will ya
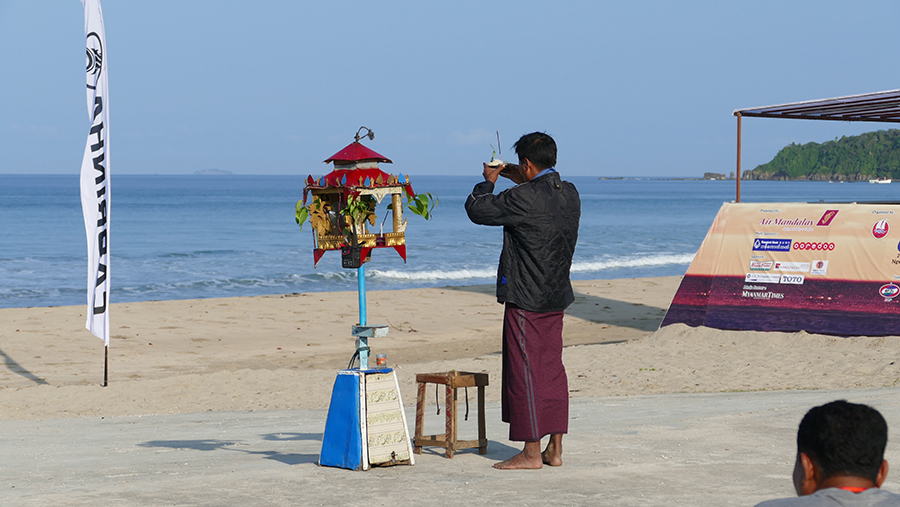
[296,127,435,471]
[300,130,427,269]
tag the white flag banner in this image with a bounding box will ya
[80,0,110,345]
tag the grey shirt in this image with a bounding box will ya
[755,488,900,506]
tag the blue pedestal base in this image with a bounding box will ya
[318,368,413,471]
[318,371,365,469]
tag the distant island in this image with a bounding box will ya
[194,168,233,175]
[598,172,734,181]
[743,129,900,181]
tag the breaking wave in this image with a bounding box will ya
[570,253,695,273]
[368,268,497,281]
[368,253,694,282]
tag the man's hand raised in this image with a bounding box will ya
[500,163,525,184]
[483,162,505,184]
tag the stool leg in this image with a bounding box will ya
[445,385,455,458]
[477,385,487,455]
[414,382,425,455]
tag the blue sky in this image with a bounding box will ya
[2,0,899,177]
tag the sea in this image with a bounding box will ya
[3,174,900,309]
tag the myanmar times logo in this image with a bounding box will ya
[85,32,103,90]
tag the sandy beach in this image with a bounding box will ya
[3,275,900,421]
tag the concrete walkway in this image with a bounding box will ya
[4,388,900,506]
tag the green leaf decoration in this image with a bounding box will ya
[406,192,438,221]
[295,200,309,229]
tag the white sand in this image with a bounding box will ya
[2,276,899,421]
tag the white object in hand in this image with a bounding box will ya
[486,159,505,167]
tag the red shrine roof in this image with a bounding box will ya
[307,140,412,195]
[324,142,393,164]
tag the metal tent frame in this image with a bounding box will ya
[733,88,900,201]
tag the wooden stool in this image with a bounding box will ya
[413,371,488,458]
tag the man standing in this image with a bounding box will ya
[755,400,900,506]
[465,132,580,470]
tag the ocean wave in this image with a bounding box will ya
[570,253,694,272]
[0,286,84,308]
[367,253,694,282]
[368,268,496,281]
[119,274,305,293]
[114,270,363,295]
[157,249,237,259]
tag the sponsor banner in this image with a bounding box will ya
[80,0,110,345]
[663,202,900,336]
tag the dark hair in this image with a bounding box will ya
[797,400,888,482]
[513,132,557,170]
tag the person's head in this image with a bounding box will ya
[792,400,889,495]
[513,132,557,172]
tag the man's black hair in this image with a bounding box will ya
[513,132,557,170]
[797,400,888,482]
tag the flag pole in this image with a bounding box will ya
[81,0,112,384]
[736,112,742,203]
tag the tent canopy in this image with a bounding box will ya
[732,88,900,201]
[734,89,900,123]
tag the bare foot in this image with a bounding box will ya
[492,450,543,470]
[542,448,562,467]
[542,436,563,466]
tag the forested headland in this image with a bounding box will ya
[743,129,900,181]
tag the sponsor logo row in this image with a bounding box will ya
[756,210,838,228]
[748,213,900,301]
[753,239,837,251]
[749,260,829,275]
[741,277,900,302]
[745,273,805,285]
[752,219,892,242]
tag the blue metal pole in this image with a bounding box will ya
[358,264,366,326]
[357,263,369,369]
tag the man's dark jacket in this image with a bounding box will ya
[465,171,580,312]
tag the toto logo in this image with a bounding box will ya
[873,219,890,240]
[880,283,900,299]
[792,242,835,251]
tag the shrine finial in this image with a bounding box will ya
[354,126,375,144]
